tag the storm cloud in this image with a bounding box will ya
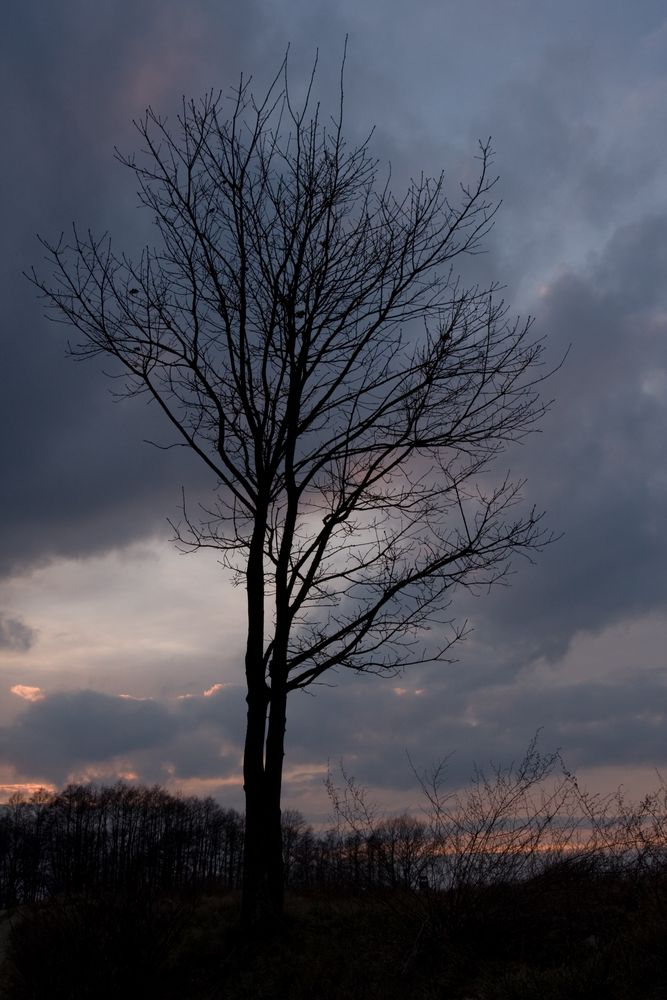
[1,1,666,813]
[0,686,242,788]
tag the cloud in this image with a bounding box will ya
[2,625,667,807]
[0,615,36,651]
[0,2,275,584]
[10,685,44,703]
[0,689,183,787]
[0,686,244,788]
[2,0,667,817]
[442,209,667,667]
[203,683,225,697]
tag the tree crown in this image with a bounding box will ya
[32,57,552,689]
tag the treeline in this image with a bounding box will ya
[2,741,667,908]
[0,784,242,905]
[0,783,430,906]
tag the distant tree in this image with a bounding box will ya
[32,52,552,925]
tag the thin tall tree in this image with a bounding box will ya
[32,53,553,924]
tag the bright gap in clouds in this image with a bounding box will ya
[0,538,246,706]
[0,540,249,801]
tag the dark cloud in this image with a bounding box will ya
[2,1,667,811]
[1,1,275,581]
[0,686,242,787]
[0,691,175,781]
[486,674,667,772]
[0,614,36,651]
[6,1,663,593]
[283,659,667,794]
[457,212,667,664]
[2,657,667,801]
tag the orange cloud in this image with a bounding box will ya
[0,782,56,801]
[203,683,225,697]
[10,684,45,702]
[177,683,226,700]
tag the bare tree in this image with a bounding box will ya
[31,52,552,924]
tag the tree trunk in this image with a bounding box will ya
[240,684,271,923]
[240,506,279,926]
[240,682,288,924]
[264,683,288,908]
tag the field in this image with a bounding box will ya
[2,865,667,1000]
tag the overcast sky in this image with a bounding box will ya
[1,1,666,821]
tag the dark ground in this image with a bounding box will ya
[2,867,666,999]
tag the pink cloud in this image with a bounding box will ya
[177,683,226,700]
[203,683,225,698]
[0,782,55,800]
[10,685,45,703]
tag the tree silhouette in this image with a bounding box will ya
[32,52,552,924]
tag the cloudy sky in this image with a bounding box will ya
[1,1,666,821]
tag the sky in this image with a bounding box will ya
[1,1,666,822]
